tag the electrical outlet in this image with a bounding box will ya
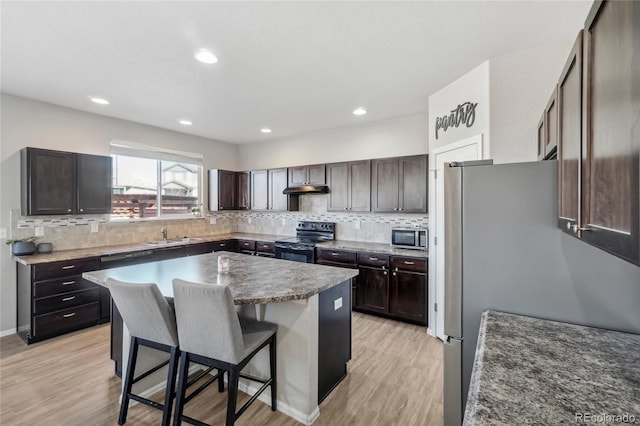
[35,226,44,237]
[248,217,252,224]
[210,216,216,225]
[0,228,7,239]
[354,221,361,229]
[413,223,421,228]
[281,218,286,226]
[90,223,99,233]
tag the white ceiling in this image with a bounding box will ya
[1,1,591,144]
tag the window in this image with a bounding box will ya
[110,141,203,220]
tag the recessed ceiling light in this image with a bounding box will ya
[90,97,110,105]
[353,107,367,116]
[194,49,218,64]
[261,128,272,134]
[179,120,193,126]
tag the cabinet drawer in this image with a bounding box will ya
[33,302,100,337]
[33,288,99,315]
[212,240,235,252]
[237,240,256,251]
[357,252,390,268]
[185,242,214,256]
[33,276,97,298]
[33,258,99,281]
[391,256,427,273]
[316,249,357,266]
[255,241,275,254]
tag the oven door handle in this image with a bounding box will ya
[276,245,312,252]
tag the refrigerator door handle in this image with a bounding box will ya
[444,165,463,338]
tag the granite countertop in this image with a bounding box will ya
[317,240,428,258]
[83,251,358,305]
[13,232,287,265]
[464,310,640,425]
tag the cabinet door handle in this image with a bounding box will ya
[220,243,226,247]
[62,296,76,302]
[63,312,76,318]
[369,257,378,261]
[67,209,72,212]
[384,271,388,275]
[392,272,396,276]
[62,281,76,286]
[79,208,84,212]
[404,261,415,265]
[62,265,76,270]
[331,252,340,256]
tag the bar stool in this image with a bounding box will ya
[107,278,221,426]
[171,278,277,426]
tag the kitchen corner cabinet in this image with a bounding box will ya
[556,0,640,265]
[326,160,371,212]
[21,147,112,215]
[371,155,428,213]
[288,164,326,186]
[251,168,299,211]
[16,257,101,344]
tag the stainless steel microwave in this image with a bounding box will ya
[391,228,428,250]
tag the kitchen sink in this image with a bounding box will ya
[143,237,202,246]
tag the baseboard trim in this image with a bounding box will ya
[0,328,17,337]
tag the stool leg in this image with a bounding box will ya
[226,368,240,426]
[162,347,180,426]
[172,352,190,426]
[218,370,225,393]
[270,335,277,411]
[119,336,139,425]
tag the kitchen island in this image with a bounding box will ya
[83,252,358,426]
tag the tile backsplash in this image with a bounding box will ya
[10,194,428,251]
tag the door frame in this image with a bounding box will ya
[427,135,484,340]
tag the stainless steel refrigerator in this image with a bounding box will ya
[442,160,640,425]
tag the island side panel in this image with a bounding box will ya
[318,279,352,403]
[237,296,320,425]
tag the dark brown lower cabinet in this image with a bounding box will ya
[316,248,358,307]
[356,266,389,314]
[390,270,427,325]
[16,257,101,344]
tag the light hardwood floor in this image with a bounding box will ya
[0,312,443,425]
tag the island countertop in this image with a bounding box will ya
[464,310,640,425]
[83,251,358,305]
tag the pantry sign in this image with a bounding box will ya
[434,101,478,140]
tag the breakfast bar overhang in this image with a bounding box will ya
[83,251,358,426]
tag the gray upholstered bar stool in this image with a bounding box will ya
[171,278,277,426]
[107,278,182,426]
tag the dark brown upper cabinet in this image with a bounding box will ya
[21,147,112,216]
[288,164,326,186]
[578,0,639,265]
[236,171,250,210]
[208,169,236,211]
[557,32,583,237]
[77,154,113,214]
[555,1,640,266]
[371,155,427,213]
[251,168,299,211]
[326,160,371,212]
[537,87,559,161]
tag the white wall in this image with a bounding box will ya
[489,38,575,163]
[237,114,428,170]
[428,61,490,158]
[0,94,238,333]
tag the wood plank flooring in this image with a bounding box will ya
[0,313,443,425]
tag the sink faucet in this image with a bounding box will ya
[160,228,167,241]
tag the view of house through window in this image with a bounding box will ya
[111,154,202,219]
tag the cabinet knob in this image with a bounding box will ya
[67,209,72,212]
[384,271,388,275]
[79,208,84,212]
[392,272,396,276]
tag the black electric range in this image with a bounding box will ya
[275,221,335,263]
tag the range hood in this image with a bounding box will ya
[282,185,330,195]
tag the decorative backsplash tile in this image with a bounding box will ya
[10,193,428,250]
